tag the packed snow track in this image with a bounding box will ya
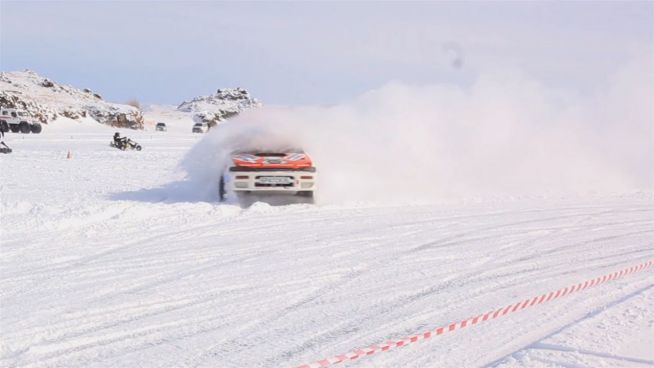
[1,128,652,368]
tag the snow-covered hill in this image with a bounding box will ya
[142,90,260,133]
[177,87,260,126]
[0,71,259,132]
[0,70,144,129]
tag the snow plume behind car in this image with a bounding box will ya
[181,55,652,204]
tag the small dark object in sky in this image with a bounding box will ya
[442,42,464,69]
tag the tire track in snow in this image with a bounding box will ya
[484,283,654,368]
[196,210,576,365]
[278,208,653,367]
[4,200,652,368]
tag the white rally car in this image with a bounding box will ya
[219,151,316,201]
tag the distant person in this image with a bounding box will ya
[0,120,11,153]
[113,132,127,148]
[1,120,8,142]
[0,120,8,138]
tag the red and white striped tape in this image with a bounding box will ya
[294,259,653,368]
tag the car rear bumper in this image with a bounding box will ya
[228,168,317,192]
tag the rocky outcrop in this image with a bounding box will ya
[0,70,144,129]
[177,87,260,127]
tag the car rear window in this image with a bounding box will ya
[254,153,287,157]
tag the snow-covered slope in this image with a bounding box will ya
[1,126,652,368]
[0,70,143,128]
[177,87,260,126]
[0,71,258,132]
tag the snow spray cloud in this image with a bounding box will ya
[182,55,653,203]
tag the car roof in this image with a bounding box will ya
[233,149,304,154]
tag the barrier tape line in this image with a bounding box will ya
[294,259,653,368]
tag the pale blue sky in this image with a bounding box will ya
[1,1,652,105]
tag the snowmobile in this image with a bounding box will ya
[0,141,11,154]
[110,137,142,151]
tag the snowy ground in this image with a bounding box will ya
[1,123,652,368]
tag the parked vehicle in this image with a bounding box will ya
[0,108,42,134]
[155,122,167,132]
[192,122,209,133]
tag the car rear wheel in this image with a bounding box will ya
[218,176,226,201]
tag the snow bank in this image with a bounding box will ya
[181,55,653,203]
